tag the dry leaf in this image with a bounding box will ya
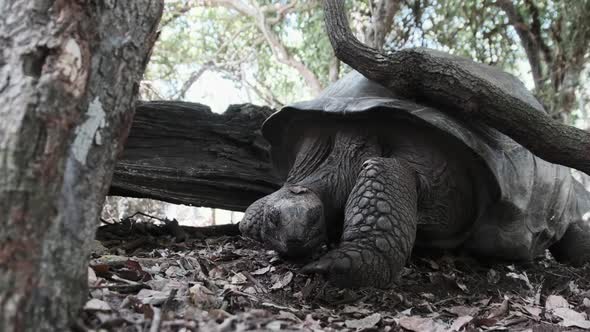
[445,305,479,317]
[84,299,111,311]
[553,307,590,329]
[277,311,301,322]
[243,286,257,294]
[88,266,98,286]
[271,271,294,290]
[456,281,469,293]
[398,316,447,332]
[506,272,533,289]
[344,313,381,330]
[301,314,322,330]
[136,289,169,305]
[568,281,581,295]
[208,266,226,279]
[265,320,284,330]
[523,305,542,318]
[251,266,271,275]
[400,308,412,316]
[545,295,569,311]
[231,272,248,285]
[90,264,111,278]
[487,269,500,284]
[342,305,372,315]
[487,298,509,319]
[165,265,186,278]
[189,283,216,307]
[450,315,473,331]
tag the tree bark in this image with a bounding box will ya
[0,1,163,330]
[323,0,590,175]
[110,102,283,211]
[495,0,544,91]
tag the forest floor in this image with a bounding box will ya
[78,218,590,332]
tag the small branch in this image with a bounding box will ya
[494,0,544,91]
[161,2,194,27]
[328,56,340,82]
[523,0,553,65]
[364,0,401,50]
[148,308,162,332]
[266,1,299,25]
[175,63,211,100]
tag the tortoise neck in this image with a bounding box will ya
[286,127,380,228]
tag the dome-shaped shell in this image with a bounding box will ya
[263,71,576,259]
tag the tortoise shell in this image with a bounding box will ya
[262,71,575,259]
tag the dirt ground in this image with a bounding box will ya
[77,218,590,331]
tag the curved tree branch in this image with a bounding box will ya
[323,0,590,175]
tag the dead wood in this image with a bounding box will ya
[110,101,282,211]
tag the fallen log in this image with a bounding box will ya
[110,101,283,211]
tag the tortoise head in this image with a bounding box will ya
[242,185,326,258]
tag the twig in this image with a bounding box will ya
[125,211,168,223]
[161,289,178,322]
[242,271,268,294]
[149,307,162,332]
[89,283,146,290]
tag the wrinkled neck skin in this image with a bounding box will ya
[285,125,381,242]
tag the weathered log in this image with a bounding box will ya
[323,0,590,175]
[0,1,163,330]
[110,101,283,211]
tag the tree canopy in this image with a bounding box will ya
[145,0,589,125]
[105,0,590,228]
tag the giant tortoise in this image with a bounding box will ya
[239,70,590,288]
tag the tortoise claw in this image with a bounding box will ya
[300,260,330,274]
[300,246,387,288]
[301,250,350,274]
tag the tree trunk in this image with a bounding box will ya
[0,1,163,330]
[364,0,400,50]
[109,101,283,211]
[323,0,590,176]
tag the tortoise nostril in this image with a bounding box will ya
[289,185,309,194]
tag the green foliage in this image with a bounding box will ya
[145,0,590,119]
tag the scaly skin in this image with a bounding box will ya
[239,195,269,242]
[240,186,326,258]
[302,157,418,287]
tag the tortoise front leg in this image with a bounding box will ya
[302,157,418,288]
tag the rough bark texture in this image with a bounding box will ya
[323,0,590,175]
[110,101,282,211]
[0,1,163,330]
